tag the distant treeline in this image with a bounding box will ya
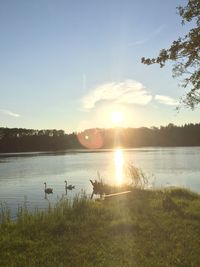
[0,123,200,153]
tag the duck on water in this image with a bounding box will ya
[65,180,75,190]
[44,182,53,194]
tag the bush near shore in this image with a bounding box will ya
[0,188,200,267]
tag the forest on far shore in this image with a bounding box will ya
[0,123,200,153]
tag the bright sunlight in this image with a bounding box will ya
[114,148,124,185]
[111,111,124,125]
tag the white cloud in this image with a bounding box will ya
[155,95,178,106]
[81,80,152,110]
[152,25,166,36]
[0,109,21,117]
[126,39,148,47]
[126,24,166,48]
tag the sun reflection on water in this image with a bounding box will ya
[114,149,124,185]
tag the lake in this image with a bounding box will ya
[0,147,200,218]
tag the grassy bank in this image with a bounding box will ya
[1,188,200,267]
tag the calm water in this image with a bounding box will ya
[0,147,200,218]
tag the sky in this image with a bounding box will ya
[0,0,199,133]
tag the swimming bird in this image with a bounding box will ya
[44,182,53,194]
[65,180,75,190]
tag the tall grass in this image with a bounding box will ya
[125,164,150,188]
[0,202,10,224]
[92,164,152,198]
[0,188,200,266]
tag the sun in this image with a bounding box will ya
[111,111,123,125]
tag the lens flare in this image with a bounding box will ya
[114,149,124,185]
[77,129,104,149]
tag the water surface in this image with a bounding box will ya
[0,147,200,218]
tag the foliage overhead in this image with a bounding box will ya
[141,0,200,109]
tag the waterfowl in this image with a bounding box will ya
[65,180,75,190]
[44,182,53,194]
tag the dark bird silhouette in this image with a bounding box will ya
[44,182,53,194]
[65,180,75,190]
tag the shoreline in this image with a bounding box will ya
[1,187,200,266]
[1,145,200,156]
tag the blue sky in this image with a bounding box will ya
[0,0,199,132]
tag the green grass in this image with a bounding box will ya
[0,188,200,267]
